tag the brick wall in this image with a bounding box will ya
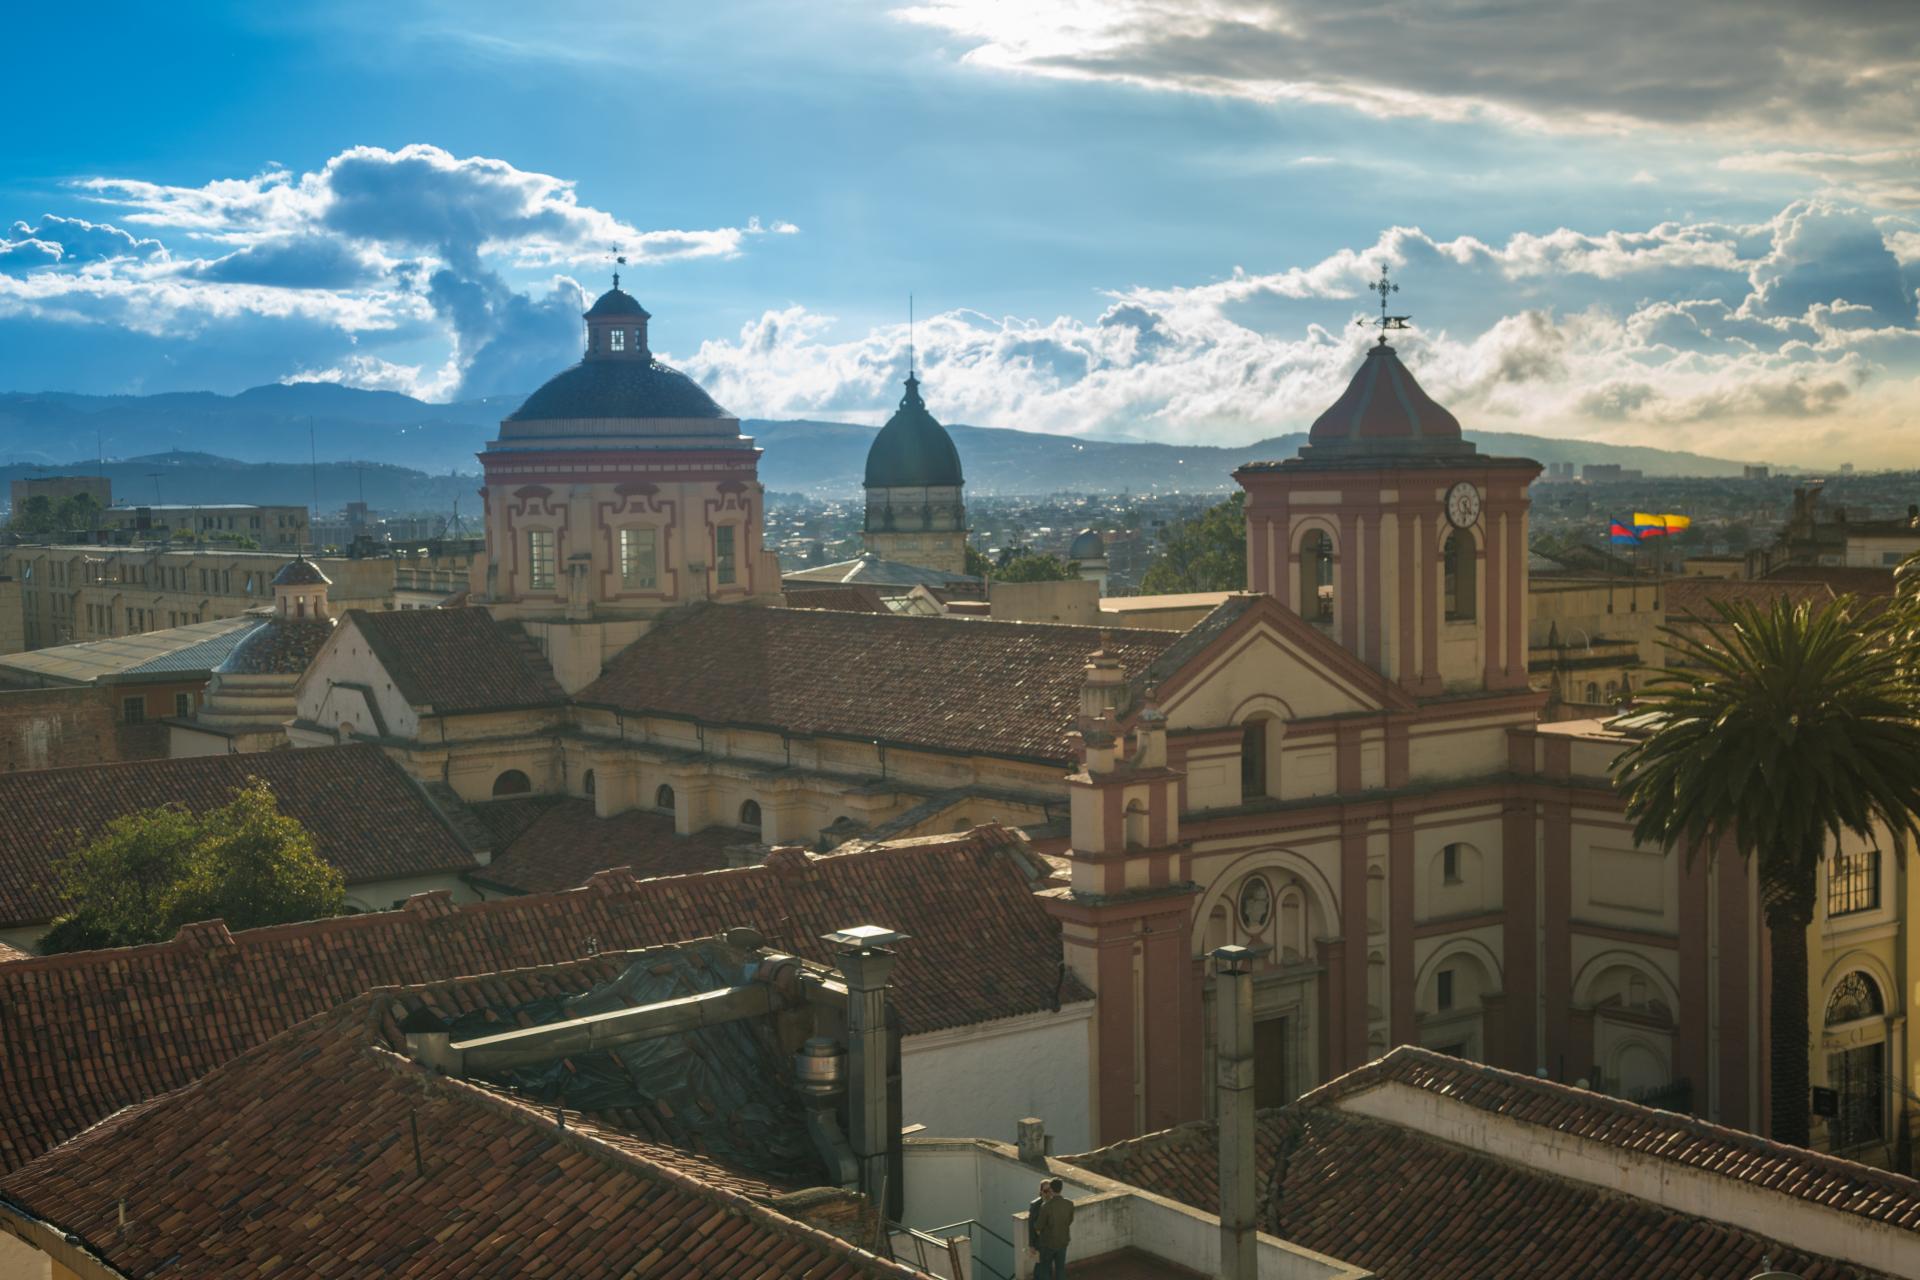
[0,686,119,772]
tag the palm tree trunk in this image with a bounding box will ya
[1762,862,1816,1147]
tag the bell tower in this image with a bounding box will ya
[1235,269,1539,698]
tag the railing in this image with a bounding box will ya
[923,1219,1015,1280]
[889,1225,966,1278]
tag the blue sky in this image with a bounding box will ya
[1,0,1916,465]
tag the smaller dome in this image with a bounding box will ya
[1068,529,1106,560]
[220,616,336,676]
[865,375,964,489]
[585,286,650,319]
[271,556,331,588]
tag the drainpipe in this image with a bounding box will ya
[1213,944,1258,1280]
[826,924,907,1222]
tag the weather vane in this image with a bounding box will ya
[1358,263,1411,344]
[611,246,627,290]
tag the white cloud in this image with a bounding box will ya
[679,199,1920,466]
[897,0,1920,205]
[2,144,795,399]
[283,354,460,400]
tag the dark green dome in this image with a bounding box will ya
[584,285,650,319]
[864,375,963,488]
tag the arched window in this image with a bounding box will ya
[1241,718,1270,800]
[491,769,531,797]
[739,799,762,830]
[1123,801,1149,850]
[1298,531,1334,622]
[1584,681,1601,704]
[1826,972,1885,1026]
[582,769,596,797]
[1443,531,1475,621]
[655,784,675,812]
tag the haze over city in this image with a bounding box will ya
[2,1,1916,467]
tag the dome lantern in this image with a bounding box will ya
[582,275,652,363]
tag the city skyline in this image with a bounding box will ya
[0,1,1915,467]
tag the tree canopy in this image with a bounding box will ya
[1140,492,1245,594]
[41,778,345,953]
[6,492,101,536]
[994,552,1080,583]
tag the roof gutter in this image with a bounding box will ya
[0,1195,130,1280]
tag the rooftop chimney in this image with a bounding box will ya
[826,924,907,1222]
[1213,945,1258,1280]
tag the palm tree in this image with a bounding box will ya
[1613,595,1920,1147]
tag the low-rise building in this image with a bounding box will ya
[94,502,309,550]
[0,543,391,653]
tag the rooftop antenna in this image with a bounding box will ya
[1358,263,1411,345]
[308,416,319,545]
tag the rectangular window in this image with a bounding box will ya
[620,527,658,589]
[1240,720,1267,800]
[715,525,736,586]
[1443,844,1462,884]
[529,530,557,591]
[1829,1042,1885,1150]
[122,696,145,725]
[609,328,626,352]
[1828,848,1881,917]
[1436,968,1455,1012]
[175,692,192,717]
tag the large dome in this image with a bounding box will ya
[508,359,731,423]
[1308,341,1462,451]
[864,375,963,488]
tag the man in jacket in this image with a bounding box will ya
[1028,1177,1074,1280]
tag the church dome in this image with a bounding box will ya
[1068,529,1106,560]
[507,283,732,424]
[1308,342,1462,451]
[270,556,330,588]
[864,375,963,488]
[508,360,731,422]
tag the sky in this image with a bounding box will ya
[1,0,1917,466]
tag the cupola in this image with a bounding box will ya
[864,375,964,489]
[583,278,651,361]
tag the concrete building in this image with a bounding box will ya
[169,558,338,756]
[862,373,969,576]
[95,502,309,550]
[0,543,391,653]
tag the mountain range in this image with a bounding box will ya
[0,381,1759,508]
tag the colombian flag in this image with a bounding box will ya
[1633,512,1690,536]
[1608,519,1639,545]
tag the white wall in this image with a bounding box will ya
[904,1005,1094,1155]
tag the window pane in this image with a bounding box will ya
[716,525,736,585]
[1828,848,1880,917]
[620,527,657,589]
[529,530,556,590]
[609,328,625,352]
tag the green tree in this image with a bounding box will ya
[42,779,345,953]
[964,543,996,578]
[7,494,55,535]
[1612,597,1920,1146]
[995,552,1079,583]
[1140,492,1245,594]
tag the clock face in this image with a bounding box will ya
[1445,481,1482,529]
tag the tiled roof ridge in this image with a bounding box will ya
[0,735,383,787]
[1310,1044,1920,1227]
[0,824,1038,976]
[361,1047,920,1277]
[753,603,1177,638]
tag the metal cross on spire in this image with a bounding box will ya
[1358,262,1412,345]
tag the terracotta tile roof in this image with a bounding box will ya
[580,605,1183,763]
[343,606,565,714]
[0,824,1084,1173]
[784,584,892,613]
[1664,576,1835,619]
[0,990,918,1278]
[0,743,476,928]
[472,796,743,894]
[1316,1046,1920,1233]
[1064,1047,1917,1279]
[1762,564,1899,597]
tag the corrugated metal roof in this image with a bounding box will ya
[0,615,267,685]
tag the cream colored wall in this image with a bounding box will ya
[1845,534,1920,568]
[989,579,1100,624]
[0,1232,50,1280]
[293,619,421,741]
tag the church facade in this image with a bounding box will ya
[277,284,1912,1169]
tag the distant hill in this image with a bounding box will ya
[0,382,1758,501]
